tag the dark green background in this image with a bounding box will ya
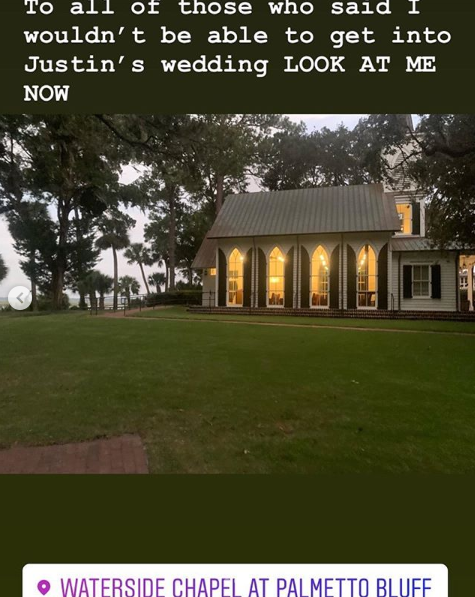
[2,476,475,595]
[1,1,475,594]
[0,0,474,111]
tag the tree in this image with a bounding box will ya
[28,116,125,308]
[258,121,315,190]
[95,272,114,310]
[177,207,212,285]
[78,271,99,311]
[139,163,190,292]
[124,242,152,295]
[106,114,198,293]
[3,201,57,310]
[144,211,172,292]
[0,116,51,309]
[259,120,382,191]
[79,271,114,311]
[0,254,7,283]
[96,210,134,310]
[148,272,166,293]
[191,114,284,214]
[119,275,140,308]
[0,115,29,209]
[405,114,475,248]
[0,115,126,309]
[66,211,101,309]
[362,114,475,248]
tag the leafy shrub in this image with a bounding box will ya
[37,293,70,311]
[146,291,202,307]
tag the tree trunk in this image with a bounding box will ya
[113,247,119,311]
[167,184,177,291]
[216,174,225,214]
[99,293,105,310]
[52,266,64,310]
[53,145,73,310]
[188,267,193,285]
[139,262,150,295]
[29,250,38,311]
[31,279,37,311]
[52,206,69,309]
[90,292,97,311]
[74,207,88,310]
[78,290,87,310]
[165,263,169,293]
[52,263,66,309]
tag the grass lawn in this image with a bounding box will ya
[1,312,475,473]
[132,305,475,335]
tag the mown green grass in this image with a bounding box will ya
[1,312,474,473]
[132,305,475,334]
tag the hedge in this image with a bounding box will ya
[146,291,202,307]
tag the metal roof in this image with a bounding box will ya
[391,237,461,251]
[192,235,217,269]
[207,184,400,239]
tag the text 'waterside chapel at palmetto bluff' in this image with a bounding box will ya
[193,119,474,316]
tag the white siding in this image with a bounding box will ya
[391,251,458,311]
[201,271,216,307]
[342,241,347,310]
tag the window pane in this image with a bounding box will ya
[396,203,412,234]
[269,248,285,306]
[412,265,430,297]
[357,245,377,308]
[311,246,329,307]
[228,249,243,306]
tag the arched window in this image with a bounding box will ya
[228,248,244,306]
[311,246,329,307]
[357,245,377,308]
[268,247,285,306]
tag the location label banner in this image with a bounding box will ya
[23,563,448,597]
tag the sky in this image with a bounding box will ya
[0,114,365,298]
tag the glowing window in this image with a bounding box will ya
[396,203,412,234]
[268,247,285,307]
[228,249,243,306]
[208,268,216,276]
[357,245,377,308]
[311,246,329,307]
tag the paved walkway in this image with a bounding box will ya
[0,435,148,474]
[100,307,168,318]
[110,314,475,337]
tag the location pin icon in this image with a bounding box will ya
[37,580,51,596]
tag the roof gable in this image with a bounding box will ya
[192,235,217,269]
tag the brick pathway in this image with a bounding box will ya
[0,435,148,474]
